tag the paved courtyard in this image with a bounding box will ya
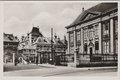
[4,63,117,77]
[4,63,54,72]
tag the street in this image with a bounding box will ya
[4,63,117,76]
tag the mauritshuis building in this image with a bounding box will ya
[66,3,118,67]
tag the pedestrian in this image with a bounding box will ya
[14,58,18,66]
[36,57,38,65]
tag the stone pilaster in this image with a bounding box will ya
[98,22,102,54]
[13,53,15,64]
[73,30,77,64]
[81,28,84,54]
[110,18,114,54]
[67,32,70,54]
[38,53,41,64]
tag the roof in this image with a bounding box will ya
[4,33,19,43]
[66,3,118,29]
[30,27,43,37]
[34,36,66,46]
[35,37,50,45]
[18,39,36,50]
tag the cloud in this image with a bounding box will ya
[4,17,29,38]
[29,5,85,39]
[4,2,99,39]
[30,7,79,39]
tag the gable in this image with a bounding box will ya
[66,3,117,29]
[82,13,97,21]
[70,11,99,26]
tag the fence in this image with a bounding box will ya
[57,53,118,66]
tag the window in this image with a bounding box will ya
[103,41,109,54]
[115,19,118,33]
[115,39,118,54]
[76,30,81,45]
[114,18,118,39]
[95,41,99,50]
[84,43,87,53]
[70,32,74,46]
[102,21,110,35]
[102,21,110,41]
[84,29,87,40]
[105,24,108,30]
[76,30,81,41]
[89,30,94,39]
[88,25,94,39]
[70,47,74,54]
[95,24,98,36]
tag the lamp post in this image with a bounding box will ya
[13,53,15,65]
[51,28,54,65]
[74,48,79,67]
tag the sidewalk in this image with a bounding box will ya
[38,63,117,70]
[4,63,117,72]
[4,63,55,72]
[37,64,117,77]
[4,63,117,76]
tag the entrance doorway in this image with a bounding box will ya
[90,47,93,62]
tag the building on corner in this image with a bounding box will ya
[65,3,118,67]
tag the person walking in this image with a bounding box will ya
[14,58,18,66]
[36,56,38,65]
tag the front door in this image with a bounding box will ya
[90,48,93,62]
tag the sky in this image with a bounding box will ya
[4,1,99,39]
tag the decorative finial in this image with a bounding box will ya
[82,7,84,12]
[37,26,39,29]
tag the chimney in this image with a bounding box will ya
[58,36,60,41]
[82,7,84,12]
[64,35,66,40]
[54,33,57,39]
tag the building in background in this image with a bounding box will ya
[18,38,37,64]
[28,26,43,43]
[3,33,19,63]
[18,26,43,64]
[33,33,67,65]
[66,3,118,67]
[18,26,67,65]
